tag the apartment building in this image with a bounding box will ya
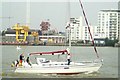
[66,17,82,42]
[82,25,99,41]
[66,17,98,42]
[98,10,120,40]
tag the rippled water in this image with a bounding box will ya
[0,45,118,78]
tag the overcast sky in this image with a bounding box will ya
[0,0,119,32]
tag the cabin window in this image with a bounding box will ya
[40,60,43,62]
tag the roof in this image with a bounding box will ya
[5,28,42,35]
[100,9,120,12]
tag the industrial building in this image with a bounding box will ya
[0,25,65,45]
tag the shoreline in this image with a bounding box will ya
[0,44,117,47]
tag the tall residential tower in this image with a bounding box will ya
[66,17,82,42]
[98,10,120,40]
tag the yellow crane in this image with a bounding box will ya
[31,31,44,45]
[31,31,39,45]
[12,23,29,42]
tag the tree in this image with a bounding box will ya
[105,38,118,46]
[77,40,84,44]
[0,31,1,36]
[2,30,6,36]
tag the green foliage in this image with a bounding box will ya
[105,38,118,46]
[76,40,84,44]
[2,30,6,36]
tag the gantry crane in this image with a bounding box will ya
[31,31,42,45]
[12,23,29,42]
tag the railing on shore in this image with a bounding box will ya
[0,41,28,45]
[0,42,92,46]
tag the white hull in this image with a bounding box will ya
[15,62,102,74]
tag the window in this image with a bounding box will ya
[106,24,108,26]
[110,13,112,15]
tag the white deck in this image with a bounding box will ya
[15,59,102,74]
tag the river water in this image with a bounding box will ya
[0,45,118,78]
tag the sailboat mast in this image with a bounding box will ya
[68,0,71,50]
[69,27,71,49]
[79,0,100,58]
[66,22,71,50]
[66,0,71,51]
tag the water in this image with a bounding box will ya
[0,45,118,78]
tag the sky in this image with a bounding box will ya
[0,0,119,32]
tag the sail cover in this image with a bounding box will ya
[29,50,69,55]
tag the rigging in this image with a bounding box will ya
[79,0,100,58]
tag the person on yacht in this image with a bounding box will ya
[19,53,24,66]
[26,56,31,66]
[67,54,71,65]
[66,48,71,65]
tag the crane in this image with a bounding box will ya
[12,23,29,42]
[31,31,43,45]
